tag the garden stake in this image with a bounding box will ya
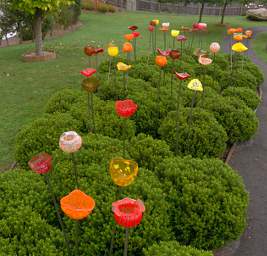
[172,37,175,49]
[133,38,137,61]
[163,32,167,49]
[87,92,95,132]
[123,228,129,256]
[71,153,79,188]
[189,90,197,124]
[108,57,112,82]
[154,28,157,54]
[44,173,72,256]
[175,80,182,156]
[75,220,80,256]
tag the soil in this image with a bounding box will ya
[216,27,267,256]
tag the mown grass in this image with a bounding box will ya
[0,11,266,168]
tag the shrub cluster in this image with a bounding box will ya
[7,50,261,254]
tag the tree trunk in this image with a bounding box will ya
[220,1,228,25]
[198,2,205,22]
[33,9,43,56]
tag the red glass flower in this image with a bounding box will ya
[112,198,145,228]
[128,25,138,31]
[132,31,140,38]
[169,50,181,60]
[115,99,138,118]
[193,22,207,31]
[80,68,97,77]
[28,152,52,174]
[148,25,155,32]
[157,48,171,57]
[94,48,104,54]
[175,72,190,80]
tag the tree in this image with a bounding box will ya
[10,0,74,56]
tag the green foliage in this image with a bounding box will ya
[203,96,259,143]
[0,170,66,255]
[144,241,213,256]
[155,157,248,250]
[15,113,82,168]
[129,133,173,170]
[222,87,260,110]
[10,0,74,15]
[159,108,227,158]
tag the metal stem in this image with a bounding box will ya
[123,228,129,256]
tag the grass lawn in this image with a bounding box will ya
[0,11,266,169]
[252,31,267,63]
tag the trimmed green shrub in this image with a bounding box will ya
[159,108,227,158]
[49,159,174,255]
[0,170,66,255]
[45,88,83,114]
[144,241,213,256]
[203,96,259,144]
[129,133,173,170]
[155,157,248,250]
[222,87,260,110]
[15,113,82,168]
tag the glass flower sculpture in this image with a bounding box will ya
[60,189,95,220]
[59,131,82,153]
[109,158,138,187]
[28,152,52,174]
[187,79,203,92]
[115,99,138,118]
[112,198,145,228]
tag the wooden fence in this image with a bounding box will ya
[106,0,264,16]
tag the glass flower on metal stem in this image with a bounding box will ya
[28,152,71,255]
[80,68,99,133]
[60,189,95,256]
[112,198,145,256]
[59,131,82,188]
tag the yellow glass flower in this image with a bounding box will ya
[187,79,203,92]
[152,19,160,25]
[108,45,119,57]
[117,62,132,72]
[171,30,180,37]
[109,158,138,187]
[231,42,248,53]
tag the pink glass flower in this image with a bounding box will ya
[28,152,52,174]
[176,35,187,42]
[148,25,155,32]
[157,48,171,57]
[80,68,97,77]
[112,198,145,228]
[59,131,82,153]
[193,23,207,31]
[175,72,190,80]
[128,25,138,31]
[198,54,213,65]
[209,42,220,54]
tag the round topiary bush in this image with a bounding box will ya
[203,96,259,144]
[15,112,82,168]
[159,108,228,158]
[155,157,248,250]
[45,88,83,114]
[144,241,213,256]
[0,170,66,255]
[222,87,260,110]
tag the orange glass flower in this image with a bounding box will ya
[124,34,134,41]
[227,28,236,35]
[60,189,95,220]
[109,158,138,187]
[155,55,167,68]
[122,42,133,53]
[236,27,243,33]
[233,33,243,42]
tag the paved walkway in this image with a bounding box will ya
[224,27,267,256]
